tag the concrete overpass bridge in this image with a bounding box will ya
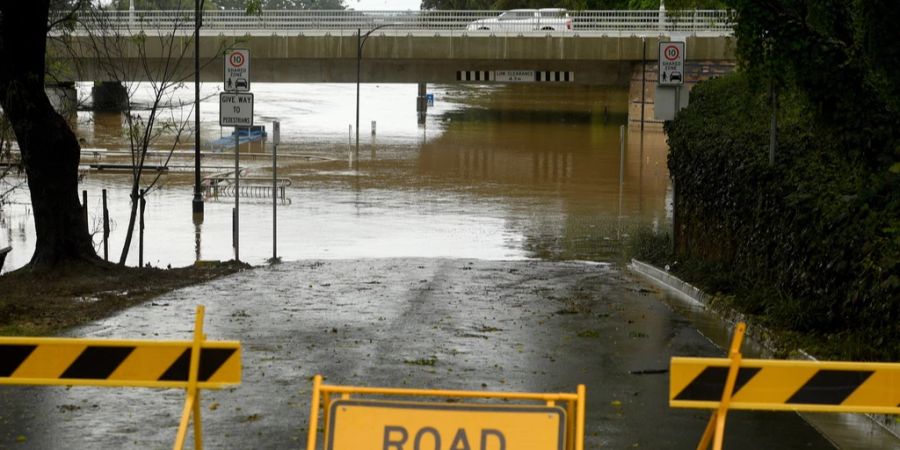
[53,9,733,84]
[49,9,735,124]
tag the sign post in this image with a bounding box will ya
[272,120,279,262]
[221,48,253,262]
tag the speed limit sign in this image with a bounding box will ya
[658,41,685,86]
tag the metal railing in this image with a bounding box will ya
[60,10,732,36]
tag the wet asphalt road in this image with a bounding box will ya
[0,259,833,449]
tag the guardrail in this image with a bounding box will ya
[59,9,732,35]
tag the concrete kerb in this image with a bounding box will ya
[627,259,900,448]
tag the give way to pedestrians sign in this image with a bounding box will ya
[219,93,254,127]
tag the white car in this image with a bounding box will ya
[466,9,573,32]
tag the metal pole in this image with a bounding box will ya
[192,0,204,222]
[348,124,353,168]
[139,189,145,267]
[618,125,625,239]
[234,129,240,262]
[82,190,88,227]
[640,38,647,133]
[355,28,361,170]
[102,189,109,261]
[272,121,278,262]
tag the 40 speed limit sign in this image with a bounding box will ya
[219,92,254,127]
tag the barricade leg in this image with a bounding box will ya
[174,306,206,450]
[306,375,323,450]
[575,384,586,450]
[193,390,203,450]
[696,323,746,450]
[323,391,332,441]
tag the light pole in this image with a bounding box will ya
[192,0,204,222]
[356,24,391,169]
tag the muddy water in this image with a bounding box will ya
[0,83,670,271]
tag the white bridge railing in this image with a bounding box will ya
[62,10,732,36]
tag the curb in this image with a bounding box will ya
[627,258,900,448]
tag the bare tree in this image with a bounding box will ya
[55,3,223,264]
[0,112,24,207]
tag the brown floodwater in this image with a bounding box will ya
[0,83,670,271]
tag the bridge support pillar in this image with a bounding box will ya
[91,81,128,111]
[46,82,77,118]
[416,82,427,124]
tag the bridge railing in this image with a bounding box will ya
[59,10,732,36]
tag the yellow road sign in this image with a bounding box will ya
[671,357,900,414]
[0,337,241,389]
[326,399,565,450]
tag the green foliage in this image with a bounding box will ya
[626,228,671,266]
[725,0,899,169]
[667,74,899,360]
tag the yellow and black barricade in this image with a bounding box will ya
[670,322,900,450]
[0,305,240,450]
[306,375,586,450]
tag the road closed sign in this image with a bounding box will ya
[658,41,685,86]
[326,400,565,450]
[224,48,250,92]
[219,93,254,127]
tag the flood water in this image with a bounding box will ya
[0,83,671,272]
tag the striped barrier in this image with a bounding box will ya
[456,70,575,83]
[306,375,586,450]
[0,305,240,450]
[670,322,900,450]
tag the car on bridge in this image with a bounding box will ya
[466,9,573,32]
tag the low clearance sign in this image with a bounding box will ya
[326,400,565,450]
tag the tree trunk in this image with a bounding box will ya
[118,185,139,265]
[0,1,99,269]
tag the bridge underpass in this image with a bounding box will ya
[48,10,735,126]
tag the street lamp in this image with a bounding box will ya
[355,24,392,169]
[192,0,204,222]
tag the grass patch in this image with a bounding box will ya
[576,329,600,338]
[0,261,247,336]
[404,356,438,366]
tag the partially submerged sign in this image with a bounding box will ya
[327,400,565,450]
[220,93,254,127]
[658,41,685,86]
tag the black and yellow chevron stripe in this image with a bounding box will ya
[0,338,240,388]
[670,357,900,414]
